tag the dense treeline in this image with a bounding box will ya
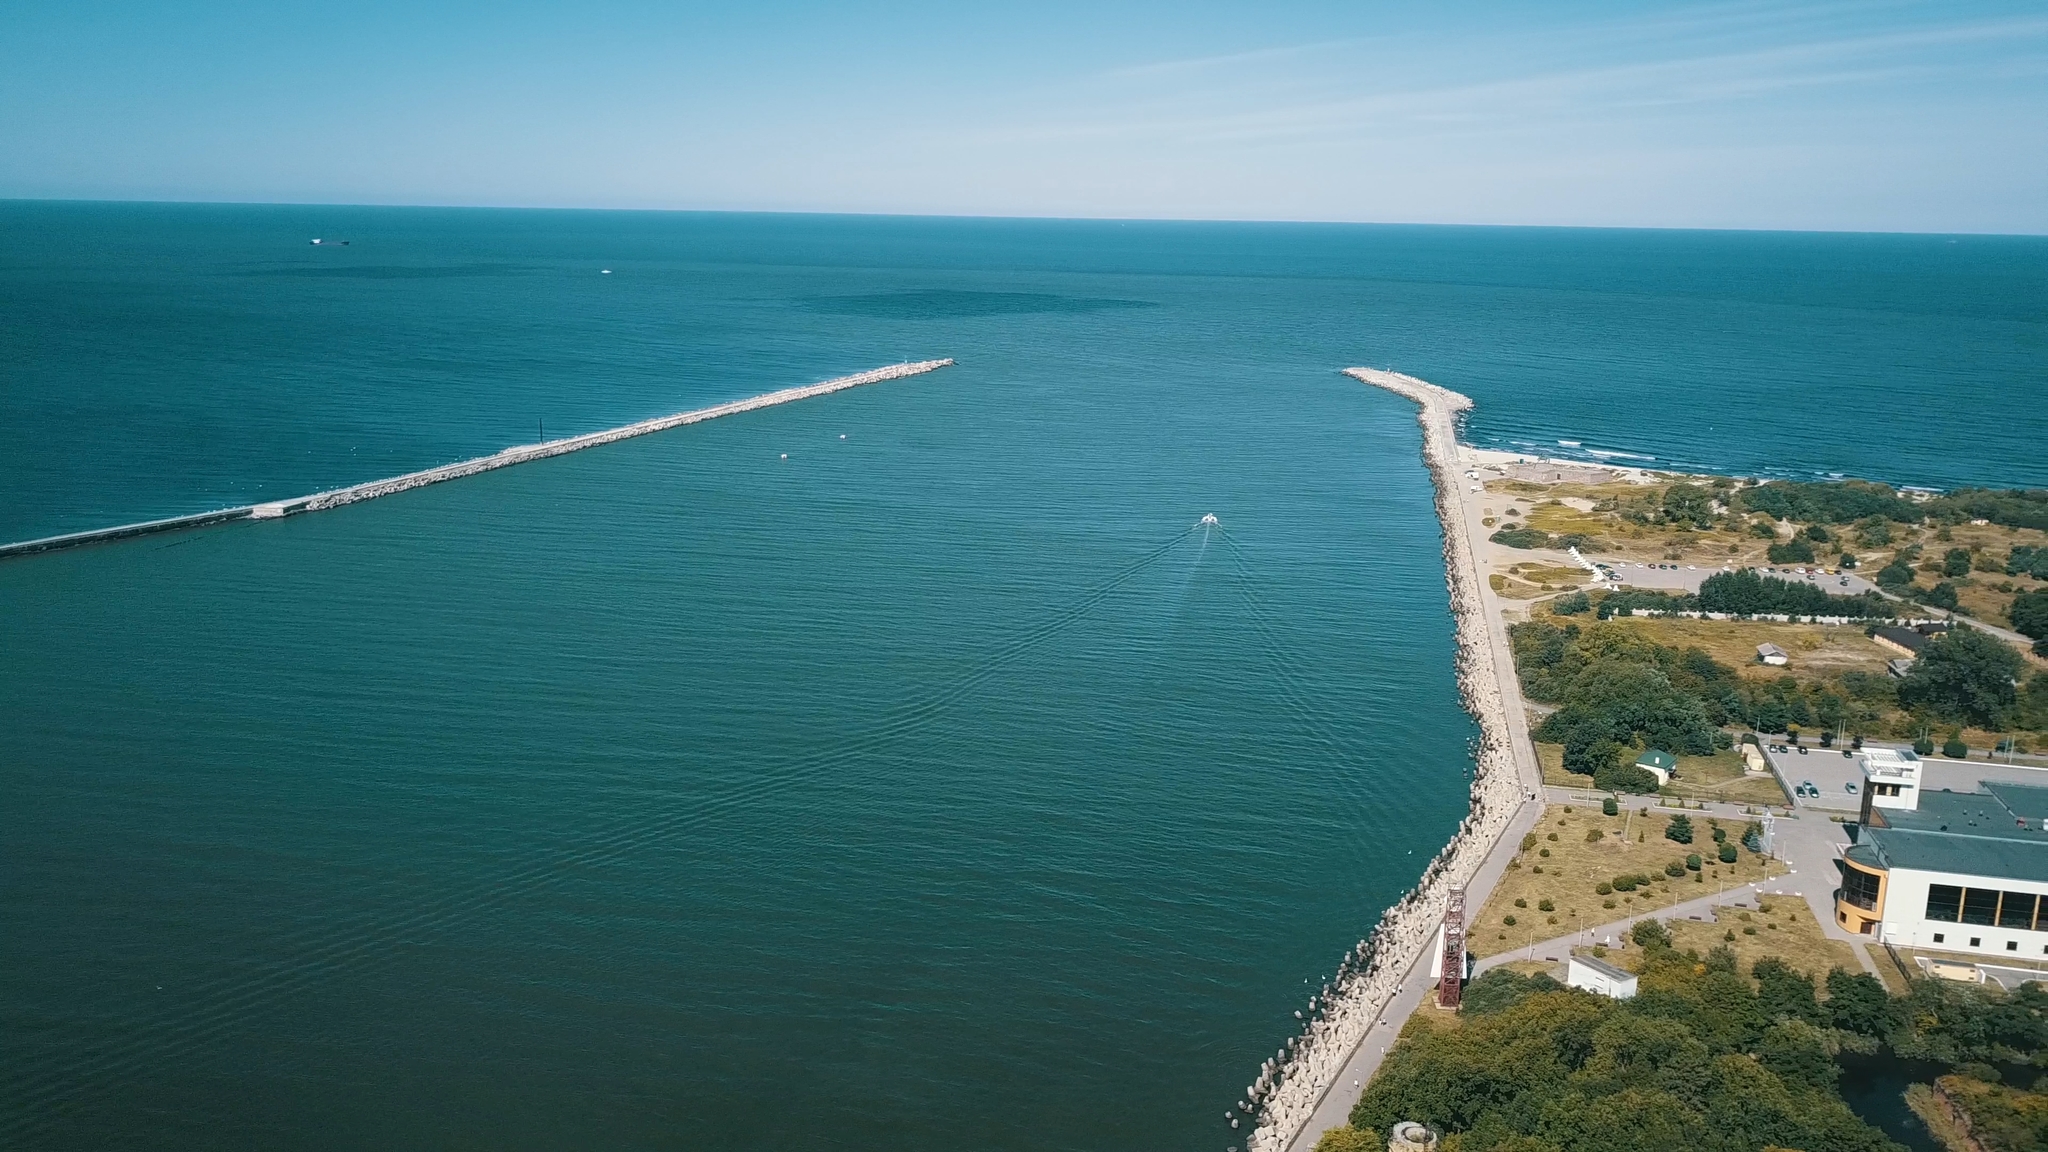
[1512,622,1735,790]
[1331,922,2048,1152]
[1345,936,1909,1152]
[1730,480,2048,534]
[1585,573,1892,621]
[1925,488,2048,533]
[1736,479,1921,525]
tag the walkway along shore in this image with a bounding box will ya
[1243,370,1547,1152]
[0,360,954,560]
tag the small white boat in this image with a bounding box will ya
[1200,513,1219,526]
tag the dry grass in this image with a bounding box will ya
[1599,616,1897,681]
[1659,897,1865,979]
[1468,804,1785,958]
[1508,564,1591,585]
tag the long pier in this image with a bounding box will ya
[0,359,953,560]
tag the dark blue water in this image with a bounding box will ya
[1,203,2042,1151]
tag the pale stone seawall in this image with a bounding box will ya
[1243,370,1531,1152]
[0,360,953,560]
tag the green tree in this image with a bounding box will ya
[1663,483,1715,528]
[2012,589,2048,643]
[1898,626,2026,728]
[1665,814,1694,844]
[1918,581,1961,611]
[1767,539,1816,565]
[1824,968,1894,1036]
[1876,559,1915,588]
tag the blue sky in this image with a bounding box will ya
[3,0,2045,231]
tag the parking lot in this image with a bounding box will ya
[1765,742,2048,815]
[1593,560,1878,597]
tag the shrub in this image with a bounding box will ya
[1539,848,1551,857]
[1514,898,1527,908]
[1767,539,1816,564]
[1547,832,1559,841]
[1520,833,1536,851]
[1490,527,1552,549]
[1877,560,1915,588]
[1538,899,1554,912]
[1630,918,1670,949]
[1553,590,1591,615]
[1595,882,1613,895]
[1944,548,1973,577]
[1665,814,1694,844]
[1719,843,1739,864]
[1665,861,1687,878]
[1503,914,1517,926]
[1686,853,1702,871]
[1914,736,1936,755]
[1711,826,1727,843]
[1804,525,1831,542]
[1611,874,1638,892]
[1602,796,1618,816]
[1944,735,1969,758]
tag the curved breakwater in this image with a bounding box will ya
[1240,370,1529,1152]
[0,359,954,560]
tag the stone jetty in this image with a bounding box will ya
[0,359,953,559]
[1243,369,1541,1152]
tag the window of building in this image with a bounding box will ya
[2009,941,2019,951]
[1971,937,1983,947]
[2000,892,2040,929]
[1842,866,1881,911]
[1934,933,1946,943]
[1927,885,1963,921]
[1963,888,2000,926]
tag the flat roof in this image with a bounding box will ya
[1862,826,2048,885]
[1985,783,2048,823]
[1569,954,1637,982]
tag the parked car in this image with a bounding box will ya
[1846,781,1859,794]
[1797,746,1809,755]
[1799,780,1817,797]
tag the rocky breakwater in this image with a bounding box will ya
[0,360,953,558]
[1238,369,1528,1152]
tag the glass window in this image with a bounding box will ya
[1963,888,2000,925]
[2000,892,2039,929]
[1926,885,1963,921]
[1934,933,1946,943]
[1843,866,1882,911]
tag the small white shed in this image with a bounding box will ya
[1757,643,1789,666]
[1566,954,1638,1000]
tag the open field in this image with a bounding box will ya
[1469,804,1785,958]
[1599,615,1898,681]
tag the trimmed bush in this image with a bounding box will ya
[1944,735,1969,759]
[1665,814,1694,844]
[1686,853,1703,871]
[1595,881,1613,895]
[1665,861,1687,878]
[1720,843,1739,864]
[1585,828,1603,843]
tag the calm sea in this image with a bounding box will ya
[1,203,2043,1151]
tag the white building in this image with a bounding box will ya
[1566,954,1638,999]
[1837,769,2048,962]
[1861,747,1923,811]
[1756,642,1789,666]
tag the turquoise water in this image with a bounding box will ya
[2,204,2044,1150]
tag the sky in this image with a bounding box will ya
[3,0,2045,232]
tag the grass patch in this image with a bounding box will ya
[1664,749,1789,805]
[1468,803,1784,959]
[1659,897,1863,979]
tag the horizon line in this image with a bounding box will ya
[5,194,2045,241]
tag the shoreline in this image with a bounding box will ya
[1245,370,1543,1152]
[0,359,953,560]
